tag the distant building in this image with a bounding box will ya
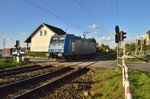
[146,30,150,49]
[2,48,14,57]
[25,23,66,52]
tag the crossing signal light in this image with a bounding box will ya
[115,33,120,43]
[15,40,20,48]
[138,39,141,45]
[115,25,127,43]
[120,31,126,41]
[122,31,126,40]
[115,25,120,34]
[115,25,120,43]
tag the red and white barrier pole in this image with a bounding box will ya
[122,59,132,99]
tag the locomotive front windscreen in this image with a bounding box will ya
[51,37,65,44]
[49,36,65,53]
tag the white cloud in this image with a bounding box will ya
[125,34,146,43]
[89,23,100,29]
[93,32,99,34]
[99,36,111,41]
[96,36,115,48]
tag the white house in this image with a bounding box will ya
[25,23,66,52]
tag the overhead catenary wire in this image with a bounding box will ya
[41,0,86,31]
[74,0,97,23]
[25,0,85,31]
[79,0,103,24]
[74,0,108,35]
[115,0,120,25]
[108,0,117,25]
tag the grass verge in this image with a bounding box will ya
[91,68,124,99]
[91,68,150,99]
[125,56,150,62]
[0,59,31,69]
[129,69,150,99]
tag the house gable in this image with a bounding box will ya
[31,25,56,52]
[25,23,66,52]
[25,23,66,43]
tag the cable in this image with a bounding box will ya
[74,0,108,35]
[41,0,86,31]
[109,0,116,25]
[74,0,97,23]
[115,0,120,25]
[25,0,85,31]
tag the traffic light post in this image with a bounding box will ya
[115,25,126,70]
[115,26,132,99]
[115,25,120,70]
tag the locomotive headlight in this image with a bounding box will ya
[61,49,63,52]
[58,53,63,57]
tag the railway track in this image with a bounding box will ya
[0,67,74,98]
[0,65,41,77]
[14,67,90,99]
[0,61,86,86]
[0,65,54,78]
[0,52,115,78]
[0,53,115,98]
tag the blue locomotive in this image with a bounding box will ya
[48,34,96,60]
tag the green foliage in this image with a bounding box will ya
[125,43,135,52]
[88,37,97,44]
[98,44,110,52]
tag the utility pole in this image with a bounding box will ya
[2,34,6,57]
[140,37,143,53]
[135,39,137,55]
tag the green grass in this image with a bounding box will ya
[91,68,124,99]
[90,68,150,99]
[125,56,150,62]
[129,69,150,99]
[0,59,31,69]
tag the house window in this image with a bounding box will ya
[44,30,47,36]
[40,30,42,36]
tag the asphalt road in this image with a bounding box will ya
[29,55,150,72]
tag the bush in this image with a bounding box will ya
[25,51,47,57]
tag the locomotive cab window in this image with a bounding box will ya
[59,37,65,41]
[58,37,65,43]
[51,38,58,43]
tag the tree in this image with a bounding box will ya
[99,44,110,51]
[88,37,96,44]
[125,43,135,52]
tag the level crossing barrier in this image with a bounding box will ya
[118,57,132,99]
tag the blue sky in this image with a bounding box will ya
[0,0,150,48]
